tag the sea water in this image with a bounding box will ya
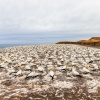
[0,32,97,48]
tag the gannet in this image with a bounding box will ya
[8,68,16,75]
[0,63,5,68]
[25,68,40,79]
[82,66,90,73]
[61,64,67,70]
[25,63,31,71]
[90,64,99,71]
[49,68,55,80]
[72,62,78,66]
[47,60,53,65]
[27,57,32,62]
[72,66,82,77]
[15,66,22,77]
[37,64,45,72]
[56,64,67,71]
[0,62,7,69]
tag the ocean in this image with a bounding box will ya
[0,32,98,48]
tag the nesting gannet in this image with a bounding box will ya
[20,61,26,65]
[0,63,5,68]
[37,64,45,72]
[47,60,53,65]
[90,64,99,71]
[25,63,31,71]
[0,62,7,69]
[25,68,40,79]
[49,68,55,80]
[66,71,72,77]
[15,66,22,77]
[71,62,78,66]
[57,61,62,66]
[61,64,67,70]
[27,82,33,89]
[72,66,82,77]
[27,57,32,62]
[56,64,67,71]
[8,68,16,75]
[82,66,90,73]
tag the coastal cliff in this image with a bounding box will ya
[56,37,100,47]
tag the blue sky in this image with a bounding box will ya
[0,0,100,44]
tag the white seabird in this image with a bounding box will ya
[90,63,99,71]
[15,66,22,77]
[72,66,82,77]
[25,63,31,71]
[37,64,45,72]
[82,66,90,73]
[25,68,40,79]
[49,68,55,80]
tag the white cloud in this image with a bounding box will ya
[0,0,100,33]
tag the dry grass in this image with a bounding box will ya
[56,37,100,47]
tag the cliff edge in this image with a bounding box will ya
[56,37,100,47]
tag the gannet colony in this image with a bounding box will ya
[0,44,100,100]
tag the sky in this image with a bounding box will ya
[0,0,100,44]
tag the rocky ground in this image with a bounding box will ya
[0,44,100,100]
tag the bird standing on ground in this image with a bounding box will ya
[90,64,99,71]
[72,66,82,77]
[49,68,55,80]
[25,63,31,71]
[25,68,40,79]
[82,66,90,74]
[15,66,22,77]
[37,64,45,72]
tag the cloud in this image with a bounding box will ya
[0,0,100,34]
[0,0,100,44]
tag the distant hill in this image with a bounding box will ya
[78,37,100,43]
[56,37,100,47]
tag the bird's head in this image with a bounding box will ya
[38,63,40,67]
[72,66,75,70]
[28,82,33,88]
[49,67,53,71]
[50,59,52,62]
[85,66,89,69]
[32,68,35,71]
[18,66,21,70]
[64,64,67,66]
[89,64,93,67]
[50,67,55,71]
[26,62,29,65]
